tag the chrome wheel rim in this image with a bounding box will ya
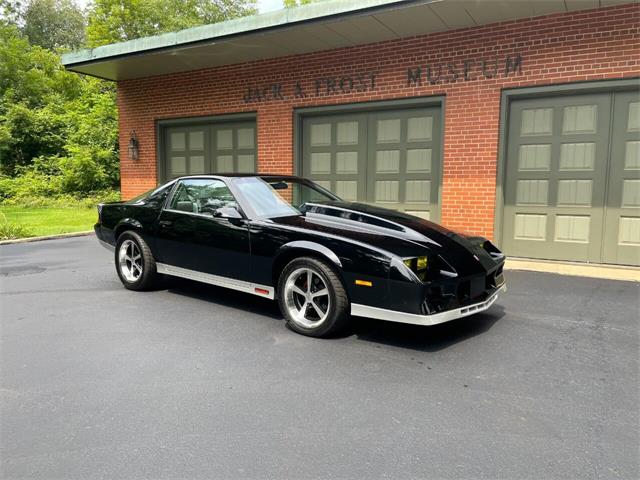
[284,267,331,329]
[118,239,143,282]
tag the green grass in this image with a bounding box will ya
[0,207,97,239]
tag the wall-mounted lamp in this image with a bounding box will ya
[128,130,139,161]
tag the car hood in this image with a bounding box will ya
[268,201,502,276]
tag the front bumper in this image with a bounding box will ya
[350,283,506,326]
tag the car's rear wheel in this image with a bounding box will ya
[278,257,350,337]
[115,231,159,291]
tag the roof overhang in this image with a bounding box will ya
[62,0,631,81]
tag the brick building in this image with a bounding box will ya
[62,0,640,266]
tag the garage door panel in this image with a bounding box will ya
[505,90,639,266]
[212,122,257,174]
[367,108,441,218]
[302,114,368,203]
[237,127,255,149]
[505,212,601,261]
[302,106,441,221]
[625,140,640,169]
[165,126,210,180]
[336,151,359,174]
[336,121,359,145]
[603,91,640,265]
[503,94,610,263]
[559,142,596,170]
[162,120,256,181]
[518,144,552,171]
[406,148,432,173]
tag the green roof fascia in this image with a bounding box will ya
[61,0,410,68]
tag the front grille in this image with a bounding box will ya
[426,267,503,314]
[456,280,470,302]
[486,265,505,290]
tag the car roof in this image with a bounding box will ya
[175,173,303,180]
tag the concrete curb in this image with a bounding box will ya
[505,258,640,282]
[0,231,94,245]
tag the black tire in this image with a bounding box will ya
[277,256,350,338]
[115,230,159,291]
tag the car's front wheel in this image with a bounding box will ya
[115,231,159,291]
[278,257,350,337]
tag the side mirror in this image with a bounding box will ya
[214,206,243,219]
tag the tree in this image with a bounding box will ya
[0,23,82,108]
[86,0,257,48]
[0,0,23,25]
[0,0,85,51]
[22,0,86,51]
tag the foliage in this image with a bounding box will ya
[283,0,320,7]
[0,168,120,207]
[0,188,120,208]
[0,1,23,25]
[0,24,119,193]
[22,0,86,50]
[87,0,257,47]
[1,0,85,51]
[0,23,78,108]
[0,211,34,239]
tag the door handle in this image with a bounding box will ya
[159,220,172,228]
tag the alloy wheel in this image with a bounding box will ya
[118,239,143,282]
[283,267,331,329]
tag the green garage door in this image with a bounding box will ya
[302,107,441,221]
[503,91,640,266]
[162,120,256,181]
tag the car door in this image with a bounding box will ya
[154,178,251,281]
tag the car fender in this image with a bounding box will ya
[276,240,343,268]
[114,218,144,239]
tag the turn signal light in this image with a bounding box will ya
[355,279,373,287]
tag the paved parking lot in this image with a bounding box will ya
[1,236,638,479]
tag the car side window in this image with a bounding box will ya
[168,179,238,216]
[144,183,173,208]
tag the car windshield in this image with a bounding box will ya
[233,177,340,219]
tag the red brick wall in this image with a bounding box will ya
[117,3,639,239]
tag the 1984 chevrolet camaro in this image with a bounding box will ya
[95,175,506,337]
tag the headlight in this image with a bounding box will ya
[403,256,428,271]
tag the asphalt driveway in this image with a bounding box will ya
[1,236,638,479]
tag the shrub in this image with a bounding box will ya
[0,188,120,208]
[0,168,62,200]
[58,146,110,193]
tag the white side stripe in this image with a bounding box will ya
[156,263,275,299]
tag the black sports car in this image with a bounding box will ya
[95,175,506,337]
